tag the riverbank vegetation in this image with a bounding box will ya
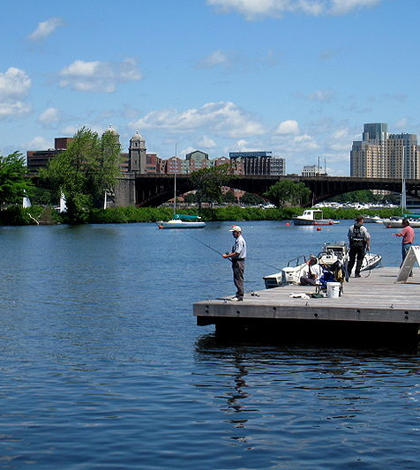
[0,204,406,226]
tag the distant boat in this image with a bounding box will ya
[382,217,420,228]
[157,214,206,229]
[292,209,339,226]
[156,145,205,229]
[362,215,383,223]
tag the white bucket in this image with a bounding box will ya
[326,282,340,298]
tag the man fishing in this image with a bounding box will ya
[222,225,247,301]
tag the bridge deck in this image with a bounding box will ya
[193,267,420,344]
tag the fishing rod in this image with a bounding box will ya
[188,235,228,257]
[188,235,282,271]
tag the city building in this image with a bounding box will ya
[302,164,327,177]
[229,151,285,176]
[165,156,188,174]
[350,123,420,179]
[213,156,230,167]
[27,137,73,173]
[27,131,287,178]
[185,150,211,172]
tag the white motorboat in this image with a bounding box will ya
[382,217,420,228]
[263,241,382,289]
[292,209,339,226]
[362,215,383,223]
[157,215,206,229]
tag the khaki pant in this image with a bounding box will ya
[232,259,245,299]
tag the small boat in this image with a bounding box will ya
[263,241,382,289]
[362,215,383,223]
[292,209,339,226]
[156,144,206,230]
[157,214,205,229]
[382,217,420,228]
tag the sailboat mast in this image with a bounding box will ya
[173,143,177,217]
[401,144,406,214]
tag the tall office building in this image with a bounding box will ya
[350,123,420,179]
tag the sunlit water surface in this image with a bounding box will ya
[0,220,419,469]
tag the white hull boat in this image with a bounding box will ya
[292,209,339,226]
[157,219,206,229]
[263,241,382,289]
[362,215,383,223]
[383,217,420,228]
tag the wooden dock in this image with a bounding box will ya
[193,267,420,345]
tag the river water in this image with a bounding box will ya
[1,220,420,469]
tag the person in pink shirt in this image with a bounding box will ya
[394,218,415,265]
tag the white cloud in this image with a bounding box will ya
[29,17,64,41]
[39,107,62,127]
[197,50,230,68]
[395,118,408,130]
[23,136,53,151]
[0,67,31,101]
[0,102,30,120]
[327,127,354,151]
[196,135,217,148]
[130,101,265,138]
[181,146,197,156]
[207,0,381,20]
[235,139,249,150]
[329,0,381,16]
[0,67,32,119]
[276,119,300,135]
[60,124,106,136]
[59,58,142,93]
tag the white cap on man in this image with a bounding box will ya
[229,225,242,232]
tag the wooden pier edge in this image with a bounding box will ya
[193,267,420,346]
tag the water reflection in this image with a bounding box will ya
[194,333,420,454]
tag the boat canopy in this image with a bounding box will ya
[174,214,202,221]
[403,213,420,219]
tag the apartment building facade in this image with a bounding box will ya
[350,123,420,179]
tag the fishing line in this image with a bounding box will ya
[188,235,226,257]
[188,235,282,271]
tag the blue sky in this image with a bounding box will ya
[0,0,418,175]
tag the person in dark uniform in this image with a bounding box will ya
[222,225,247,301]
[347,216,370,278]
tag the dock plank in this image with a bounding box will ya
[193,267,420,325]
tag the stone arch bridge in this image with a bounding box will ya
[115,174,420,207]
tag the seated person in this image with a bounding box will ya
[300,255,323,286]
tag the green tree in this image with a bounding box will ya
[240,192,265,206]
[40,127,122,224]
[333,190,381,204]
[190,164,233,209]
[222,191,236,204]
[183,191,197,204]
[264,179,311,207]
[0,152,34,207]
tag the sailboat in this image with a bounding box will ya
[156,146,205,229]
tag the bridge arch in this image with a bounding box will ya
[131,174,420,207]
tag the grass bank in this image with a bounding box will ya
[88,206,404,224]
